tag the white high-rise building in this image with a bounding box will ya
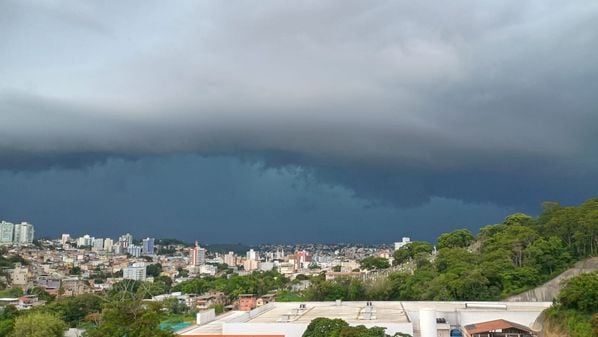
[123,263,146,281]
[92,238,104,251]
[13,222,34,245]
[77,235,93,247]
[0,221,14,245]
[61,234,72,245]
[103,238,114,252]
[246,249,259,261]
[394,237,411,251]
[127,245,142,257]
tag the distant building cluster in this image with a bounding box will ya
[63,232,155,256]
[0,221,35,246]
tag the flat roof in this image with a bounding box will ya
[178,300,552,336]
[246,301,408,324]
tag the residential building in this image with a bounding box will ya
[190,241,206,266]
[294,250,310,269]
[237,294,257,311]
[103,238,114,252]
[246,249,259,261]
[13,222,34,245]
[0,221,14,245]
[92,238,104,251]
[127,245,142,257]
[119,233,133,248]
[142,237,155,255]
[61,278,91,296]
[243,259,259,272]
[77,235,93,247]
[224,251,236,266]
[123,263,146,281]
[464,319,536,337]
[60,234,71,245]
[10,264,28,288]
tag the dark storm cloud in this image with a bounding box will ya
[0,155,515,242]
[1,0,598,208]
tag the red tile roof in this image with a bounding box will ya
[464,319,532,334]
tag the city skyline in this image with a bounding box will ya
[2,1,598,243]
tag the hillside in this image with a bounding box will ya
[506,257,598,302]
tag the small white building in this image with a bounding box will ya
[394,237,411,251]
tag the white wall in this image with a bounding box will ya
[223,322,413,337]
[223,323,308,337]
[196,309,216,325]
[457,310,544,328]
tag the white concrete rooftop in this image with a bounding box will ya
[178,300,552,336]
[246,301,409,324]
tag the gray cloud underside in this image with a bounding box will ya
[1,0,598,208]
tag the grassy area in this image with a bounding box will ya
[275,290,306,302]
[544,306,596,337]
[161,312,196,324]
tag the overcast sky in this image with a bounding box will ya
[1,1,597,243]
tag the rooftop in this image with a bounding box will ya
[178,301,552,336]
[465,319,533,334]
[246,301,408,324]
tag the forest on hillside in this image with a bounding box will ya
[297,198,598,302]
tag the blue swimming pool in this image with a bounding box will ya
[159,322,192,331]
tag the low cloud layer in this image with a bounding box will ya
[1,0,598,208]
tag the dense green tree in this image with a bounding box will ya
[0,319,14,337]
[302,318,349,337]
[0,305,18,337]
[558,272,598,313]
[146,263,163,277]
[525,237,571,274]
[12,312,67,337]
[435,247,477,273]
[392,241,433,265]
[302,318,409,337]
[173,270,289,299]
[42,293,103,327]
[85,296,173,337]
[503,213,535,227]
[360,257,390,270]
[340,325,388,337]
[28,287,55,303]
[437,229,474,249]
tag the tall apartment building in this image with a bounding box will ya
[0,221,14,245]
[190,241,207,266]
[246,249,259,261]
[103,238,114,252]
[61,234,71,245]
[119,233,133,248]
[12,222,34,245]
[224,251,236,266]
[127,245,142,257]
[77,235,93,247]
[92,238,104,251]
[142,237,155,255]
[0,221,35,246]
